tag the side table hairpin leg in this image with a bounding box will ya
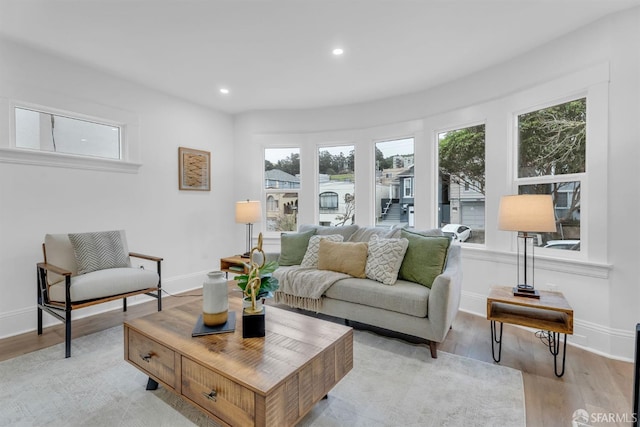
[490,320,503,363]
[547,331,568,377]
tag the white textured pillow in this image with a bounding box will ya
[300,234,344,268]
[365,235,409,285]
[68,230,130,275]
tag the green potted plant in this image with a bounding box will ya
[235,259,279,303]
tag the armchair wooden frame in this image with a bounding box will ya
[37,246,163,358]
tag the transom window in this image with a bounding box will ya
[15,107,121,160]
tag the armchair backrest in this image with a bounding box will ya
[43,230,130,285]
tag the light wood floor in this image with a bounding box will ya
[1,291,633,427]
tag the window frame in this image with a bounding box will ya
[0,99,140,173]
[435,121,487,246]
[512,95,588,259]
[263,146,301,233]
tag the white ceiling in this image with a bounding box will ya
[1,0,639,114]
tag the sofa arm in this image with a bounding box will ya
[427,245,463,342]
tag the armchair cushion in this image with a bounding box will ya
[48,267,159,303]
[68,230,130,275]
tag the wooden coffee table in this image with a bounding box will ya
[124,292,353,427]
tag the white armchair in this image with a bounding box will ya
[36,230,162,357]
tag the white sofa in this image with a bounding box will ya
[270,224,463,358]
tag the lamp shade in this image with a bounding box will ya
[235,200,262,224]
[498,194,557,232]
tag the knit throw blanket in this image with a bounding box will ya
[273,266,350,312]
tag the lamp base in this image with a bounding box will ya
[240,252,250,259]
[513,285,540,299]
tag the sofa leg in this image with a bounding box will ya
[429,341,438,359]
[123,298,127,312]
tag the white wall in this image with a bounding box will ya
[234,9,640,359]
[0,37,238,338]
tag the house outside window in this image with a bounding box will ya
[265,148,300,232]
[516,97,586,250]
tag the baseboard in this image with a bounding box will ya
[0,270,209,340]
[460,290,635,362]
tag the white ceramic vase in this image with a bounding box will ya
[202,271,228,326]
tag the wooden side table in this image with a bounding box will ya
[220,255,249,278]
[486,285,574,377]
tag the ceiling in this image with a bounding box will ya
[1,0,639,114]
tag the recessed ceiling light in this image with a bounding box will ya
[332,48,344,56]
[220,88,230,94]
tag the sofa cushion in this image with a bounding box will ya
[324,277,429,318]
[365,236,409,285]
[398,229,451,288]
[48,267,159,303]
[301,234,344,268]
[299,224,359,241]
[317,239,368,278]
[278,229,316,266]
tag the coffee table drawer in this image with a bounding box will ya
[127,329,176,387]
[182,357,255,427]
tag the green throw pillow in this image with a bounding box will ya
[278,229,316,266]
[398,229,451,288]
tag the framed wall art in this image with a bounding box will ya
[178,147,211,191]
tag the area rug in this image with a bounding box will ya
[0,326,525,427]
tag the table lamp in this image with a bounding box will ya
[498,194,557,298]
[236,200,262,258]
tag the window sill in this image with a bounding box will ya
[462,246,611,279]
[0,148,141,173]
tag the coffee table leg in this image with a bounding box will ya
[146,377,159,390]
[490,320,503,363]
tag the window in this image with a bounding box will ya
[438,124,485,244]
[318,145,355,226]
[15,107,121,160]
[265,148,300,232]
[375,138,414,227]
[319,192,339,211]
[404,178,413,197]
[517,98,585,250]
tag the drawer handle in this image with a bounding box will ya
[139,352,154,363]
[202,390,217,401]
